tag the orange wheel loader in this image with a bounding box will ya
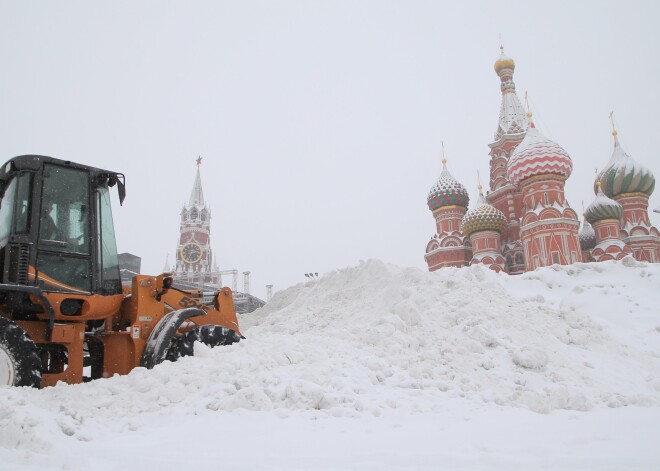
[0,155,243,388]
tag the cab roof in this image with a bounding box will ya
[0,155,126,204]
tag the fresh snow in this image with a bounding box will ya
[1,258,660,469]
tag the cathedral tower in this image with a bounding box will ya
[584,182,632,261]
[461,185,508,272]
[424,155,472,270]
[596,126,660,262]
[506,117,582,270]
[486,47,528,274]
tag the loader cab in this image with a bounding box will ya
[0,156,125,296]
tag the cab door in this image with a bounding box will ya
[36,164,92,293]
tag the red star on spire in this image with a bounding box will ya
[196,156,203,166]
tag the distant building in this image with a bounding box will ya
[168,157,266,313]
[424,48,659,272]
[118,252,141,285]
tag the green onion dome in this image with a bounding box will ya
[585,183,624,224]
[596,135,655,197]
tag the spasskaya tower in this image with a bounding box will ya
[172,157,220,286]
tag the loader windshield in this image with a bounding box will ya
[96,186,121,294]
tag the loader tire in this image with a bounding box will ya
[0,317,42,388]
[166,325,240,361]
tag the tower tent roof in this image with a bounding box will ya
[493,48,528,141]
[187,165,206,208]
[496,92,528,139]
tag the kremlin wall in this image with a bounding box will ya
[424,48,660,273]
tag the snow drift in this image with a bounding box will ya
[1,258,660,457]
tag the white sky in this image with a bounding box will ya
[1,1,659,299]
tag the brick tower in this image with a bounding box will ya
[506,117,582,270]
[425,157,472,270]
[486,47,528,274]
[596,127,660,262]
[584,182,632,261]
[461,185,508,272]
[172,157,220,287]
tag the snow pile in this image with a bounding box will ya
[242,258,660,415]
[1,258,660,456]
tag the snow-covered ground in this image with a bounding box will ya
[2,258,660,470]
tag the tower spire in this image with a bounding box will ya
[524,91,535,128]
[493,46,528,140]
[441,140,447,167]
[188,156,206,208]
[609,111,618,141]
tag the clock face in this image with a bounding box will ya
[181,242,203,263]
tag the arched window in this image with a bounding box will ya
[190,208,198,220]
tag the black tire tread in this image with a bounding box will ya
[0,317,42,388]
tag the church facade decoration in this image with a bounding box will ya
[424,48,660,272]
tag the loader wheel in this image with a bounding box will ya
[166,325,240,362]
[0,317,42,388]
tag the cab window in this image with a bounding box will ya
[39,164,90,254]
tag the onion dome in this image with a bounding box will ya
[585,182,624,224]
[427,159,470,211]
[506,120,573,186]
[461,190,507,236]
[494,46,515,74]
[579,219,596,250]
[595,133,655,197]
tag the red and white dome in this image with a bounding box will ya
[506,124,573,186]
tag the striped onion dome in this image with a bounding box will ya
[595,135,655,197]
[427,160,470,211]
[506,123,573,186]
[579,219,596,250]
[585,184,623,224]
[461,192,507,236]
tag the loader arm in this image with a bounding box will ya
[155,276,242,337]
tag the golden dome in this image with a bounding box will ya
[494,46,515,74]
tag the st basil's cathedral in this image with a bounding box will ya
[424,48,660,273]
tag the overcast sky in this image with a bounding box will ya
[1,1,659,299]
